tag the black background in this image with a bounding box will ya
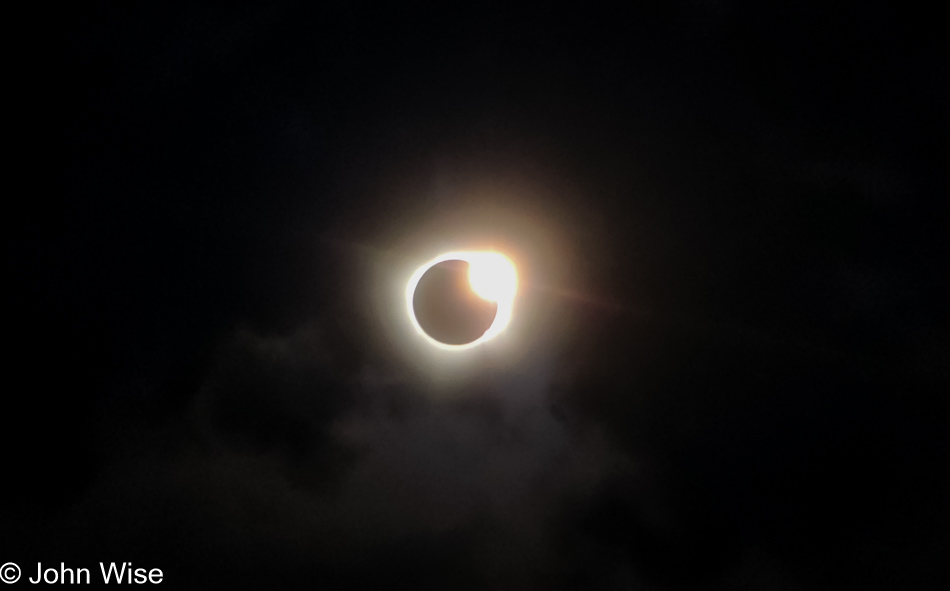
[6,2,948,589]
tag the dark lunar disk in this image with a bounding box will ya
[412,260,498,345]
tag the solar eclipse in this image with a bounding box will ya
[406,251,517,350]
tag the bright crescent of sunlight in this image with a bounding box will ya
[406,251,518,350]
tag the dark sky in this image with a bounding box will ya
[7,2,948,589]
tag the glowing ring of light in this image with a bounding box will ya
[406,251,518,350]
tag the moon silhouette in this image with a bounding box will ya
[412,260,497,345]
[406,251,517,349]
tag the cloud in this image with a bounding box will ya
[52,320,638,589]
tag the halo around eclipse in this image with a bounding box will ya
[406,251,518,350]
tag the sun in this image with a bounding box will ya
[467,252,518,303]
[406,251,518,350]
